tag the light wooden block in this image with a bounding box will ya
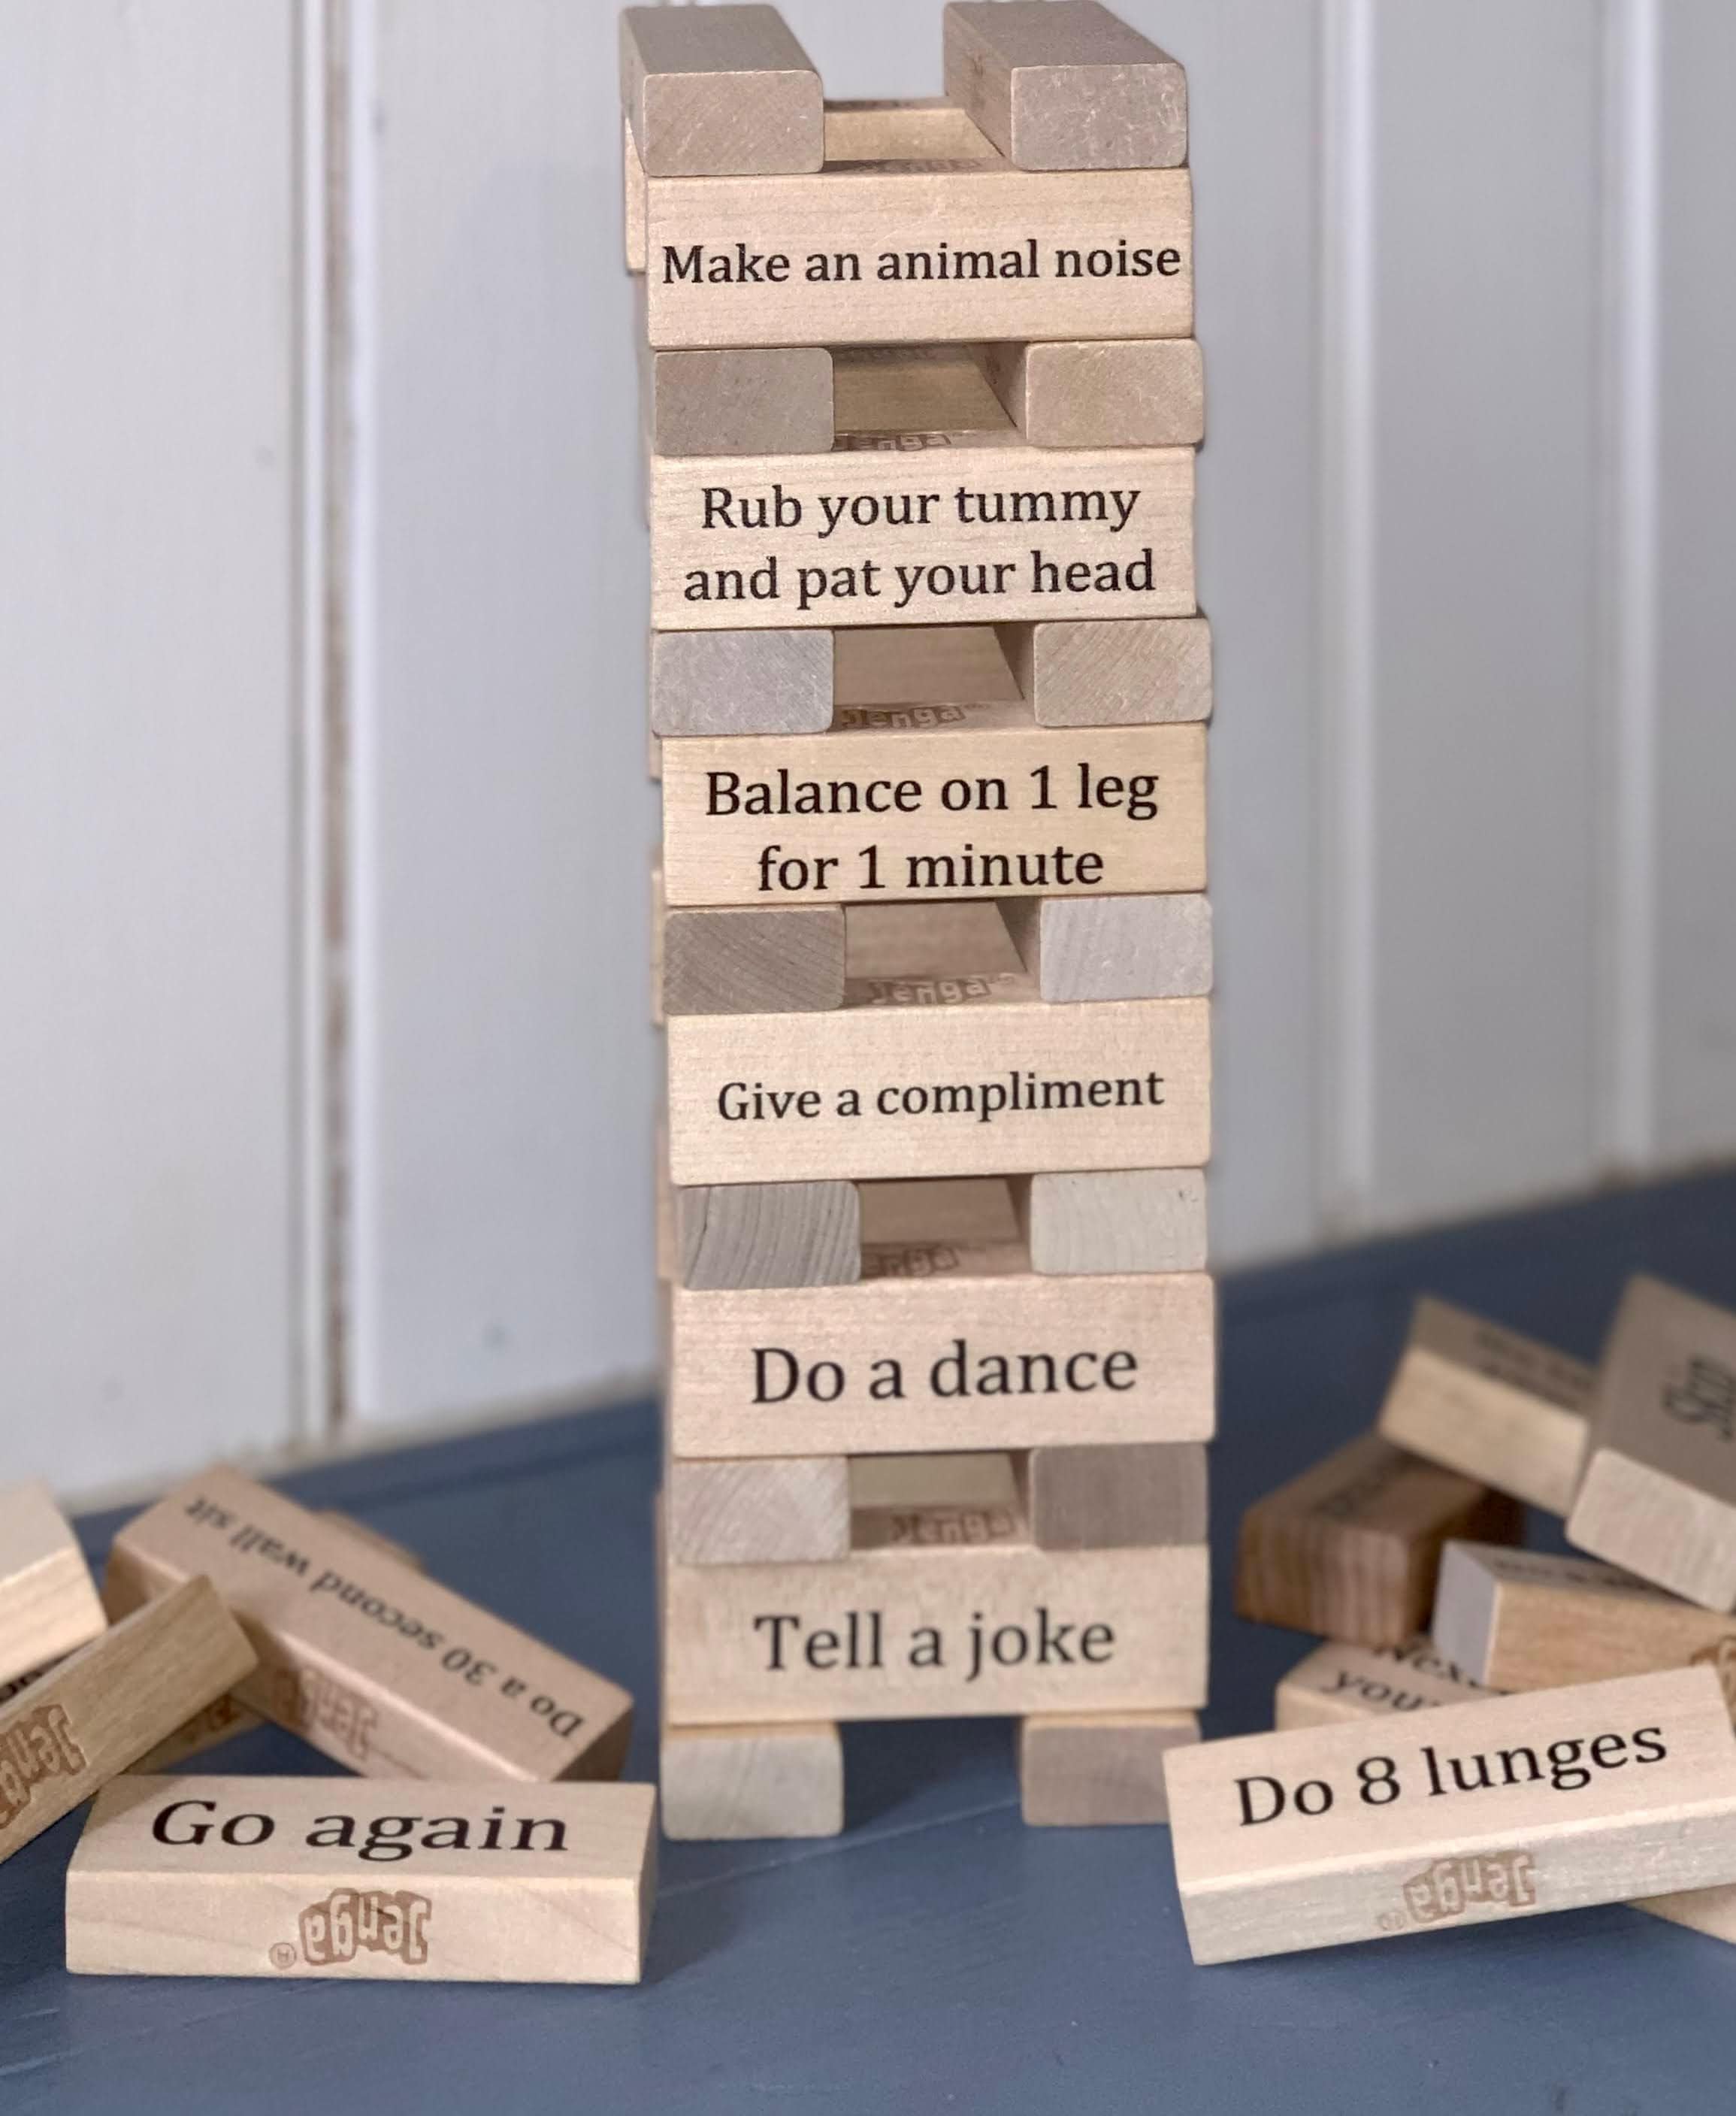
[666,1457,851,1567]
[1027,1442,1206,1551]
[660,720,1208,908]
[643,165,1192,350]
[1001,894,1211,1002]
[0,1578,254,1871]
[623,117,646,273]
[651,441,1193,632]
[822,98,1000,167]
[1275,1635,1497,1733]
[1377,1296,1592,1513]
[104,1467,633,1781]
[661,1720,842,1840]
[665,993,1211,1186]
[650,628,833,737]
[843,898,1026,992]
[668,1268,1214,1458]
[1007,614,1211,728]
[674,1179,860,1290]
[943,1,1187,171]
[849,1452,1024,1550]
[1432,1540,1736,1704]
[1027,1168,1207,1276]
[1235,1433,1523,1648]
[832,621,1022,715]
[1020,1709,1199,1825]
[620,5,821,178]
[832,344,1010,443]
[0,1481,105,1690]
[980,339,1204,450]
[858,1173,1026,1280]
[1166,1666,1736,1964]
[68,1775,655,1983]
[1568,1276,1736,1610]
[664,1539,1208,1723]
[661,903,846,1016]
[644,347,833,458]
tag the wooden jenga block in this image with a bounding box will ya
[831,344,1009,443]
[673,1179,860,1290]
[665,1457,851,1567]
[1274,1635,1497,1733]
[665,993,1211,1185]
[1234,1433,1522,1648]
[843,898,1026,991]
[650,443,1194,631]
[661,902,846,1016]
[849,1452,1024,1550]
[1568,1276,1736,1610]
[664,1539,1208,1723]
[1026,1442,1206,1551]
[1376,1296,1592,1513]
[1164,1666,1736,1964]
[650,628,832,737]
[68,1775,655,1982]
[1000,894,1212,1002]
[1026,1167,1207,1276]
[857,1175,1025,1283]
[1005,615,1212,727]
[643,165,1192,350]
[1019,1709,1199,1825]
[659,720,1208,909]
[0,1481,105,1689]
[821,98,998,166]
[1432,1540,1736,1703]
[943,1,1187,171]
[832,622,1022,717]
[623,118,646,273]
[620,5,822,177]
[105,1468,632,1781]
[661,1720,842,1840]
[0,1579,254,1871]
[979,339,1204,450]
[643,346,833,458]
[668,1267,1214,1457]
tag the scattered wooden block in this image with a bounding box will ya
[650,628,833,737]
[620,5,822,177]
[666,1457,851,1567]
[0,1578,254,1871]
[1432,1540,1736,1706]
[1006,615,1212,726]
[673,1179,860,1290]
[643,346,833,457]
[979,339,1204,449]
[1376,1296,1592,1513]
[1164,1666,1736,1963]
[849,1452,1024,1550]
[1026,1168,1207,1276]
[1568,1276,1736,1610]
[943,1,1187,171]
[1275,1635,1498,1733]
[664,1539,1208,1722]
[661,1720,842,1839]
[661,901,847,1016]
[650,440,1194,632]
[665,992,1211,1185]
[1001,894,1211,1002]
[643,165,1193,350]
[1234,1433,1522,1648]
[104,1467,633,1781]
[0,1481,106,1690]
[821,98,998,166]
[667,1267,1214,1457]
[68,1775,655,1982]
[1026,1442,1206,1551]
[659,720,1208,908]
[1020,1709,1199,1825]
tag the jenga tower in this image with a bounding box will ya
[628,1,1213,1838]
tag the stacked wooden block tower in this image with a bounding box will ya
[626,0,1214,1836]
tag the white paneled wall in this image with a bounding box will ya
[4,1,1732,1488]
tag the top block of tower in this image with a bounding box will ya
[944,1,1187,171]
[622,5,823,177]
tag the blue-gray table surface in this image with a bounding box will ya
[5,1168,1734,2112]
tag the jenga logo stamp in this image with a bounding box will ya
[268,1666,377,1764]
[278,1888,431,1971]
[1663,1356,1736,1442]
[0,1703,86,1828]
[1398,1850,1536,1927]
[1689,1636,1736,1714]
